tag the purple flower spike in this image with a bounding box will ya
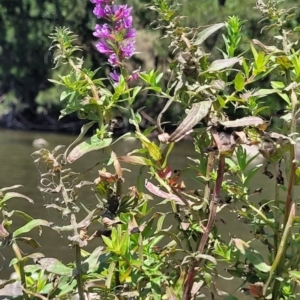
[91,0,139,78]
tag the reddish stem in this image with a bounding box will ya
[182,155,225,300]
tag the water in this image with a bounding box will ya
[0,129,297,299]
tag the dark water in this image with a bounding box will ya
[1,130,297,299]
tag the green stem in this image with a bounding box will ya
[284,71,297,224]
[75,244,85,300]
[263,203,295,297]
[273,163,280,257]
[12,241,29,300]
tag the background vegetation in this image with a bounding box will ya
[0,0,299,131]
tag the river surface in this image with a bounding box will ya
[0,129,298,299]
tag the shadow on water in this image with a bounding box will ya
[1,130,300,299]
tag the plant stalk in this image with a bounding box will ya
[263,203,295,297]
[183,155,225,300]
[273,163,280,257]
[75,244,85,300]
[12,241,29,300]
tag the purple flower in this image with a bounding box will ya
[110,70,120,82]
[114,5,132,21]
[93,5,106,18]
[128,68,140,81]
[124,28,136,39]
[93,24,113,39]
[120,41,135,58]
[108,53,120,66]
[95,40,113,54]
[115,16,133,31]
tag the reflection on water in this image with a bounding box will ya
[1,130,299,299]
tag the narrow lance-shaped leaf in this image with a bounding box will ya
[13,219,59,237]
[15,237,41,249]
[207,57,240,72]
[155,230,182,248]
[245,249,270,272]
[145,181,190,205]
[35,257,73,276]
[0,192,34,205]
[83,246,104,274]
[219,116,265,128]
[118,155,152,166]
[169,100,212,142]
[0,185,23,192]
[63,121,97,163]
[194,23,225,45]
[67,135,112,163]
[135,132,161,161]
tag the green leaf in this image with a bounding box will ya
[7,210,34,222]
[135,132,161,161]
[244,164,263,187]
[15,237,41,249]
[245,249,270,272]
[102,235,113,249]
[169,101,212,142]
[118,155,152,166]
[234,72,245,91]
[242,58,249,78]
[250,43,258,61]
[253,89,279,97]
[56,279,77,297]
[105,262,116,288]
[60,91,69,101]
[289,270,300,279]
[255,52,265,71]
[277,92,291,105]
[63,121,97,163]
[207,57,240,72]
[35,257,73,276]
[0,192,34,205]
[155,230,182,248]
[13,219,55,237]
[194,23,225,45]
[67,135,112,163]
[83,246,103,274]
[271,81,285,89]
